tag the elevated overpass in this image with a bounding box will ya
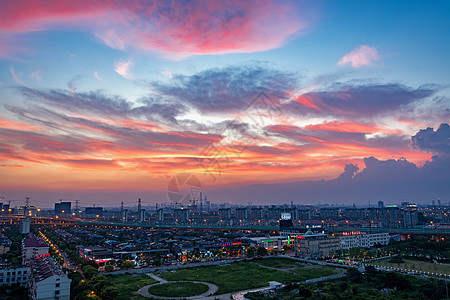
[72,220,450,235]
[4,215,449,235]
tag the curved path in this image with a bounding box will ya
[138,273,218,299]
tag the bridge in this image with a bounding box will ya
[323,226,450,235]
[3,215,450,235]
[72,220,450,235]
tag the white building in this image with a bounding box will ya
[0,266,30,286]
[340,232,390,250]
[248,236,289,251]
[22,236,49,264]
[29,257,71,300]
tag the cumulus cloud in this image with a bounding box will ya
[338,45,379,68]
[411,123,450,157]
[114,60,133,79]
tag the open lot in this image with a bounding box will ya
[148,282,209,297]
[368,258,450,275]
[158,258,340,294]
[108,273,158,299]
[253,257,307,269]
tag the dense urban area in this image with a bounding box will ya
[1,198,450,299]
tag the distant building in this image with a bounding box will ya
[54,202,71,215]
[174,208,189,223]
[250,207,263,220]
[18,206,38,216]
[1,203,12,214]
[340,232,390,250]
[219,208,231,221]
[235,207,248,221]
[0,266,30,286]
[84,207,103,217]
[279,213,293,230]
[77,246,114,265]
[22,237,49,264]
[0,234,12,255]
[29,257,71,300]
[20,217,31,234]
[248,236,288,251]
[293,230,340,259]
[157,208,164,222]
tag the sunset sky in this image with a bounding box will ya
[1,0,449,208]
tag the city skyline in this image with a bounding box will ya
[1,0,449,207]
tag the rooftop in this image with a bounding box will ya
[23,237,48,248]
[30,257,66,283]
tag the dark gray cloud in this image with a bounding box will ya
[17,87,187,125]
[411,123,450,157]
[149,64,299,113]
[284,83,440,117]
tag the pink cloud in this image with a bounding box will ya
[0,0,307,58]
[338,45,379,68]
[114,60,133,79]
[10,67,26,85]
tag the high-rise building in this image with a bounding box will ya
[174,208,188,223]
[84,207,103,216]
[54,202,71,215]
[20,217,31,234]
[219,208,231,220]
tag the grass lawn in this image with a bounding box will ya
[253,257,306,269]
[107,273,158,299]
[159,260,339,294]
[148,282,209,297]
[368,258,450,275]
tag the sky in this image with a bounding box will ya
[0,0,449,208]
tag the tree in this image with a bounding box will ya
[152,257,161,267]
[105,264,114,272]
[347,268,363,284]
[99,286,120,300]
[298,285,312,298]
[91,275,111,292]
[120,260,134,269]
[82,266,99,280]
[246,246,256,258]
[256,247,267,257]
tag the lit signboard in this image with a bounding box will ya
[281,213,291,220]
[342,231,361,236]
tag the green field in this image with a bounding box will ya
[368,258,450,275]
[148,282,209,297]
[159,259,340,294]
[108,273,158,299]
[254,257,307,269]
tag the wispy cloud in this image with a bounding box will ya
[94,71,102,81]
[31,70,42,81]
[338,45,379,68]
[114,60,133,79]
[10,67,26,85]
